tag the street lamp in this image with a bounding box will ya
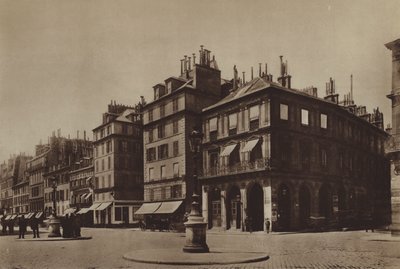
[47,176,61,237]
[183,129,209,253]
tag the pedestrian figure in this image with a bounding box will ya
[1,216,7,234]
[365,215,374,233]
[70,213,77,238]
[265,218,271,234]
[31,217,40,238]
[74,214,81,237]
[8,219,14,234]
[62,214,71,238]
[18,215,27,239]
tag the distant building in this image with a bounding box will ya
[92,100,144,226]
[69,157,94,226]
[12,155,32,215]
[201,58,390,232]
[27,143,50,216]
[43,133,92,217]
[0,154,32,216]
[138,46,231,226]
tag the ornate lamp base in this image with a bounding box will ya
[183,194,209,253]
[47,215,62,238]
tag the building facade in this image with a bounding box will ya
[138,47,231,225]
[70,157,94,226]
[12,155,32,215]
[92,101,144,226]
[27,144,50,215]
[385,38,400,235]
[43,134,92,217]
[0,154,31,216]
[201,61,390,232]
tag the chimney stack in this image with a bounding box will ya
[192,53,196,66]
[251,67,254,80]
[184,55,188,72]
[242,72,245,84]
[350,74,353,102]
[77,130,79,139]
[84,130,86,141]
[233,65,238,91]
[265,63,268,77]
[188,57,191,70]
[259,63,262,77]
[180,59,184,74]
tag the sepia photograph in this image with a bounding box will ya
[0,0,400,268]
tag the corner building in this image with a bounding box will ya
[139,47,230,224]
[201,65,390,232]
[92,102,144,226]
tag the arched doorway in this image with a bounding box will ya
[278,183,291,230]
[227,185,241,230]
[208,188,221,229]
[247,183,264,231]
[319,184,332,219]
[299,184,311,228]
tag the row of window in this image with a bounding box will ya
[148,98,179,122]
[280,103,328,129]
[44,189,69,202]
[148,120,179,143]
[96,174,114,189]
[148,162,180,181]
[148,184,182,201]
[146,141,179,162]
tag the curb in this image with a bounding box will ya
[123,248,269,265]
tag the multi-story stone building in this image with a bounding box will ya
[12,154,32,215]
[385,38,400,235]
[43,133,92,217]
[0,154,31,216]
[92,101,144,226]
[138,47,231,225]
[201,59,390,232]
[70,157,94,226]
[27,143,50,216]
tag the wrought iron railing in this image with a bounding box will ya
[201,158,271,177]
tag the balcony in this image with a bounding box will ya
[201,158,271,178]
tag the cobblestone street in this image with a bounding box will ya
[1,228,400,269]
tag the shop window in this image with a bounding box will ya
[115,207,122,221]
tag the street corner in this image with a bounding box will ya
[122,248,269,265]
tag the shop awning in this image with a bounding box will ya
[5,215,11,220]
[35,212,43,219]
[154,201,183,214]
[134,202,162,215]
[88,202,102,211]
[63,208,76,215]
[26,212,35,219]
[84,193,92,200]
[241,139,260,152]
[220,144,237,157]
[95,202,113,211]
[10,215,18,220]
[77,208,90,214]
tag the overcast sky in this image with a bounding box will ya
[0,0,399,162]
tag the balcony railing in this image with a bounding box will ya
[201,158,271,178]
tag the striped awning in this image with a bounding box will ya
[76,208,90,214]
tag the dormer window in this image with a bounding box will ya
[167,81,172,93]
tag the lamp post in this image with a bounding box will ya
[47,176,61,237]
[183,129,209,253]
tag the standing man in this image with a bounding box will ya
[18,215,27,239]
[31,217,40,238]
